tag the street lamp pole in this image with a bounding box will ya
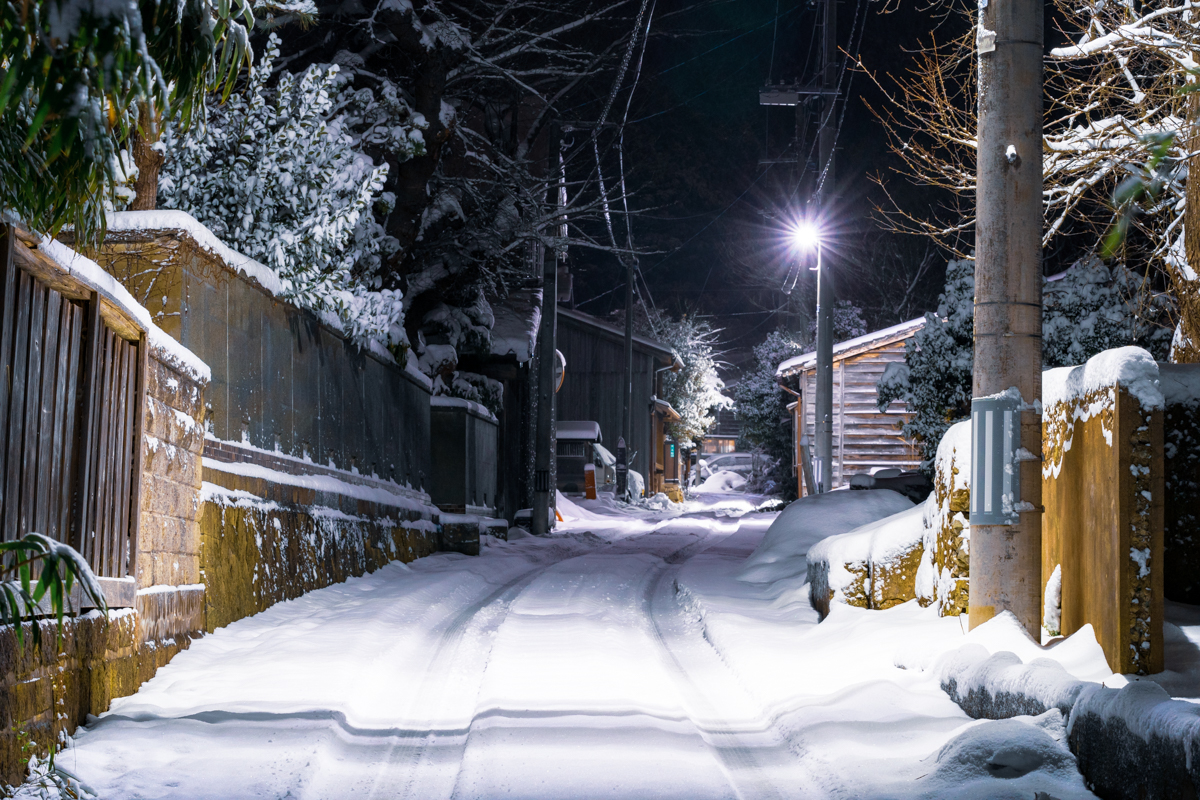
[813,239,833,493]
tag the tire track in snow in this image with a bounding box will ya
[642,521,817,800]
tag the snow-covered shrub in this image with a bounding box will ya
[878,258,1172,464]
[159,34,426,351]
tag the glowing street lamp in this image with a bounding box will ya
[787,219,832,494]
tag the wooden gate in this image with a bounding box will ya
[1,227,146,582]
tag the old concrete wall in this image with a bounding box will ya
[1162,365,1200,604]
[1043,385,1164,675]
[83,228,432,493]
[200,443,440,631]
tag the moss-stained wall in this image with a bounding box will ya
[0,585,204,786]
[1042,385,1164,675]
[200,454,439,632]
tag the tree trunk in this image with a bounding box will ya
[1179,89,1200,362]
[130,104,164,211]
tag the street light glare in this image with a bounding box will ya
[791,222,821,251]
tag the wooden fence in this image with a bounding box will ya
[1,227,146,580]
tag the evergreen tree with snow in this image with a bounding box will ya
[878,258,1173,465]
[733,331,806,499]
[647,315,732,445]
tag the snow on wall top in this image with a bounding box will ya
[776,317,925,376]
[106,210,285,296]
[1158,363,1200,407]
[1042,346,1163,411]
[557,420,602,442]
[430,395,498,425]
[37,237,212,384]
[490,288,542,363]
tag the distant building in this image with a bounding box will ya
[556,307,676,495]
[701,407,740,454]
[777,318,924,496]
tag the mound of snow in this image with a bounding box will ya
[738,489,914,584]
[697,469,747,493]
[555,491,607,522]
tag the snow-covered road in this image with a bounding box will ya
[55,499,1102,799]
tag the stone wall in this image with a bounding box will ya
[1161,364,1200,603]
[200,441,440,631]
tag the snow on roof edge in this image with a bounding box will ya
[106,210,285,295]
[37,237,212,384]
[776,317,926,377]
[557,420,602,441]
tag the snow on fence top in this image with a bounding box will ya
[1042,346,1163,412]
[38,236,211,384]
[776,317,925,377]
[557,420,602,442]
[106,210,285,296]
[1158,363,1200,407]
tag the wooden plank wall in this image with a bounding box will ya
[0,228,145,578]
[798,338,919,490]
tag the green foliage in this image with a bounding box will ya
[0,0,253,242]
[0,533,107,651]
[733,331,805,498]
[878,257,1174,464]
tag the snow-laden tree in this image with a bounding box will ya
[862,0,1200,359]
[159,34,415,349]
[645,315,732,445]
[264,0,649,406]
[0,0,252,242]
[878,257,1172,464]
[733,331,806,500]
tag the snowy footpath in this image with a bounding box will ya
[51,494,1111,799]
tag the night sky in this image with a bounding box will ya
[567,0,971,374]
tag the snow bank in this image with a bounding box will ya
[106,210,285,296]
[1042,345,1164,412]
[738,489,914,585]
[37,237,211,384]
[696,469,747,493]
[807,503,925,614]
[555,490,608,522]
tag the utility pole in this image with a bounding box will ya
[812,0,837,492]
[533,123,561,535]
[618,256,634,500]
[970,0,1043,635]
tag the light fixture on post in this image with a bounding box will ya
[787,220,832,493]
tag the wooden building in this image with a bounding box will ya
[651,399,684,502]
[777,318,924,496]
[556,308,675,495]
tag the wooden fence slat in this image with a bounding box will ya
[112,340,133,576]
[55,303,83,544]
[4,272,32,542]
[0,228,18,532]
[45,298,72,541]
[73,293,103,557]
[127,333,148,583]
[34,289,62,535]
[93,328,116,574]
[19,281,46,537]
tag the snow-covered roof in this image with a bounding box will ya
[490,288,542,363]
[556,307,674,363]
[558,420,602,441]
[776,317,925,377]
[653,398,681,421]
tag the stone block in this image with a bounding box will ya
[439,516,481,556]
